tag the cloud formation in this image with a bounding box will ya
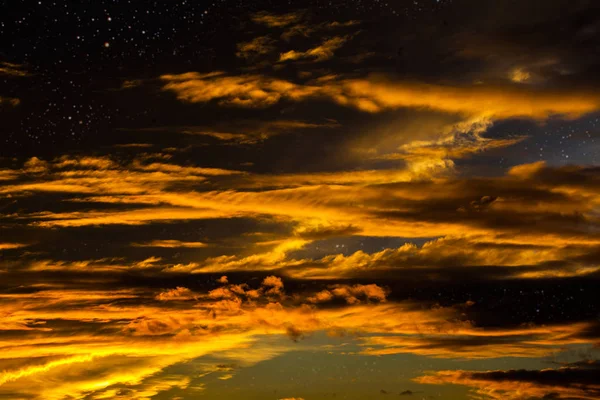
[416,361,600,399]
[160,72,600,118]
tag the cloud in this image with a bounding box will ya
[278,18,359,42]
[83,374,193,400]
[262,275,285,296]
[155,287,199,301]
[369,117,526,172]
[160,72,600,118]
[279,36,350,62]
[159,72,317,108]
[416,361,600,399]
[0,243,28,250]
[0,96,20,106]
[121,79,143,89]
[236,36,277,59]
[308,284,387,304]
[510,67,532,83]
[251,11,304,28]
[132,240,208,248]
[4,4,600,400]
[282,236,599,280]
[0,61,30,77]
[124,119,339,144]
[4,155,600,263]
[361,322,596,359]
[0,257,598,399]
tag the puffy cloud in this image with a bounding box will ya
[330,284,387,304]
[155,287,198,301]
[509,67,532,83]
[159,72,318,108]
[308,284,387,304]
[262,275,285,296]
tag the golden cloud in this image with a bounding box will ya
[0,96,20,106]
[415,365,600,400]
[132,240,208,248]
[251,11,304,27]
[0,243,28,250]
[279,36,349,62]
[159,72,600,119]
[1,271,597,398]
[236,36,277,59]
[0,61,30,77]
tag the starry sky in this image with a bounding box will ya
[1,0,600,399]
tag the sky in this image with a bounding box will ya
[1,0,600,399]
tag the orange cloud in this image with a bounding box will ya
[0,243,28,250]
[0,96,20,106]
[159,72,600,119]
[415,365,600,400]
[155,287,199,301]
[0,266,597,399]
[279,36,349,62]
[0,61,29,77]
[251,11,304,27]
[236,36,276,59]
[132,240,208,248]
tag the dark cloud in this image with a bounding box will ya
[417,360,600,399]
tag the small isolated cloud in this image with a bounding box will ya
[121,79,143,89]
[279,36,350,62]
[251,11,304,28]
[0,96,20,106]
[0,243,28,251]
[509,67,531,83]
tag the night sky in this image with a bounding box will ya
[1,0,600,399]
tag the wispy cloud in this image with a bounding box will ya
[279,36,350,62]
[160,72,600,118]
